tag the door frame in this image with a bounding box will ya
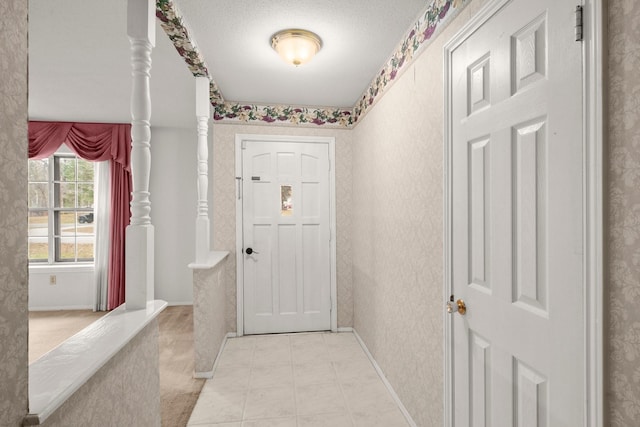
[234,133,338,336]
[442,0,605,425]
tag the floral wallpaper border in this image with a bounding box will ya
[155,0,223,103]
[213,103,354,127]
[353,0,467,123]
[155,0,466,127]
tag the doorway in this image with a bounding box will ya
[235,134,337,336]
[444,0,603,425]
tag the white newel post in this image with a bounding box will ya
[126,0,156,310]
[195,77,211,264]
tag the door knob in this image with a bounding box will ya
[245,247,259,255]
[446,295,466,315]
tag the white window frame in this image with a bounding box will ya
[28,152,96,265]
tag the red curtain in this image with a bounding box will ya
[28,121,132,310]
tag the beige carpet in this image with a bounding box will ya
[29,305,203,427]
[158,305,205,427]
[29,309,106,363]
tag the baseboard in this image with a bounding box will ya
[29,302,194,311]
[29,305,93,311]
[336,327,353,332]
[193,370,213,379]
[166,301,193,307]
[352,329,418,427]
[194,332,237,379]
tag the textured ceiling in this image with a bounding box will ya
[28,0,445,127]
[176,0,429,107]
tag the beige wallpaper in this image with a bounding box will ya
[607,0,640,425]
[211,124,353,331]
[193,260,228,374]
[40,320,161,427]
[0,0,29,424]
[350,1,487,425]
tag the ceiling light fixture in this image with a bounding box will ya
[271,29,323,67]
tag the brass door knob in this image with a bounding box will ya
[446,296,466,315]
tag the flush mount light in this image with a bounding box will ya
[271,29,323,66]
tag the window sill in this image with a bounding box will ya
[29,263,94,274]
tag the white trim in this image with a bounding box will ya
[188,250,229,270]
[336,327,353,333]
[583,0,605,425]
[28,305,94,312]
[29,264,95,274]
[193,332,237,379]
[234,134,338,336]
[29,153,98,266]
[235,137,244,336]
[352,329,417,427]
[193,371,213,379]
[166,301,194,307]
[442,0,604,425]
[328,139,338,332]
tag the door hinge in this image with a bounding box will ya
[575,5,583,42]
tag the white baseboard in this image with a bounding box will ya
[166,301,193,307]
[29,305,93,311]
[194,332,237,379]
[352,329,418,427]
[193,370,213,379]
[29,302,194,311]
[336,327,353,332]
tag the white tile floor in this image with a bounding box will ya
[187,332,409,427]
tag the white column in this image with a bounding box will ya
[195,77,211,264]
[126,0,156,310]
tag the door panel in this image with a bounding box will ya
[513,117,548,316]
[469,331,491,427]
[252,224,273,316]
[302,224,322,314]
[449,0,584,425]
[242,141,331,334]
[278,224,297,314]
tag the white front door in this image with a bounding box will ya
[241,139,331,335]
[446,0,584,425]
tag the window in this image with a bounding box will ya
[28,154,95,263]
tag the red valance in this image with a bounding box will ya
[28,121,132,310]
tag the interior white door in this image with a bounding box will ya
[448,0,584,425]
[242,140,331,335]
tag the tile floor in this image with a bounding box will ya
[187,332,409,427]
